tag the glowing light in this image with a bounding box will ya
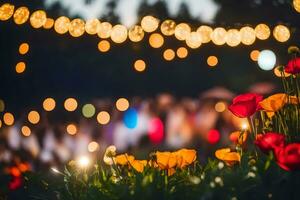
[43,98,56,111]
[54,16,70,34]
[211,27,227,45]
[116,98,129,111]
[250,50,260,61]
[293,0,300,12]
[197,25,213,43]
[0,120,2,128]
[19,43,29,55]
[13,7,30,25]
[77,156,90,168]
[207,56,218,67]
[176,47,188,59]
[43,18,54,29]
[163,49,175,61]
[123,108,138,129]
[98,40,110,52]
[110,24,127,43]
[30,10,47,29]
[82,104,96,118]
[257,50,276,71]
[0,3,14,21]
[149,33,164,48]
[97,22,112,39]
[3,112,14,126]
[160,19,176,36]
[241,122,249,130]
[51,167,60,174]
[148,117,164,144]
[174,23,191,41]
[240,26,256,45]
[97,111,110,125]
[207,129,220,144]
[85,18,100,35]
[28,110,40,124]
[66,124,77,135]
[273,25,290,43]
[88,141,99,152]
[0,99,4,112]
[255,24,270,40]
[64,98,78,112]
[186,32,202,49]
[134,59,146,72]
[21,126,31,137]
[128,25,144,42]
[69,18,85,37]
[141,16,159,33]
[15,62,26,73]
[226,29,241,47]
[274,66,291,77]
[215,102,226,113]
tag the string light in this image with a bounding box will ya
[30,10,47,29]
[250,50,260,61]
[66,124,77,135]
[88,141,99,152]
[149,33,164,48]
[273,25,290,42]
[128,25,144,42]
[82,104,96,118]
[43,98,56,111]
[64,98,78,112]
[226,29,241,47]
[215,102,226,113]
[43,18,54,29]
[141,16,159,33]
[176,47,188,59]
[69,18,85,37]
[3,112,14,126]
[186,32,202,49]
[116,98,130,111]
[97,111,110,125]
[0,120,2,128]
[207,56,218,67]
[28,110,40,124]
[0,3,14,21]
[15,62,26,73]
[85,18,100,35]
[134,59,146,72]
[197,25,213,43]
[98,22,112,38]
[211,27,227,45]
[240,26,256,45]
[19,43,29,55]
[21,126,31,137]
[174,23,191,41]
[54,16,70,34]
[13,7,29,25]
[110,24,128,43]
[163,49,175,61]
[160,19,176,36]
[293,0,300,13]
[98,40,110,52]
[255,24,270,40]
[257,49,276,71]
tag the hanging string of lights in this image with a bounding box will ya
[0,2,293,51]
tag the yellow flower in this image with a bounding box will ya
[115,154,135,165]
[129,160,147,173]
[259,93,287,112]
[155,151,177,170]
[174,149,197,168]
[215,148,241,166]
[229,131,248,145]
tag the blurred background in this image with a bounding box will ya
[0,0,300,175]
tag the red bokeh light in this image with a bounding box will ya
[207,129,220,144]
[148,117,164,144]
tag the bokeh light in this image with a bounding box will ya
[160,19,176,36]
[207,129,220,144]
[28,110,40,124]
[134,59,146,72]
[21,126,31,137]
[3,112,14,126]
[257,50,276,71]
[19,43,29,55]
[88,141,99,152]
[226,29,241,47]
[13,7,30,25]
[98,40,110,52]
[148,118,164,144]
[255,24,270,40]
[69,18,85,37]
[0,120,2,128]
[149,33,164,48]
[123,108,138,129]
[0,3,14,21]
[211,27,227,45]
[197,25,213,43]
[64,98,78,112]
[82,104,96,118]
[215,102,226,113]
[273,25,290,43]
[293,0,300,12]
[116,98,130,111]
[97,22,112,38]
[174,23,191,41]
[43,18,54,29]
[15,62,26,73]
[207,56,218,67]
[274,66,291,77]
[0,99,4,112]
[66,124,77,135]
[30,10,47,29]
[141,15,159,33]
[77,156,90,168]
[186,32,202,49]
[163,49,175,61]
[110,24,128,43]
[43,98,56,111]
[250,50,260,61]
[240,26,256,45]
[85,18,100,35]
[128,25,144,42]
[97,111,110,125]
[176,47,188,59]
[54,16,70,34]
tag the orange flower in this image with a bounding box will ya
[215,148,241,166]
[155,151,177,170]
[129,160,147,173]
[174,149,197,168]
[289,96,300,105]
[259,93,287,112]
[167,168,176,176]
[115,154,135,165]
[229,131,248,145]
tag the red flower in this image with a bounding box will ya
[228,93,263,118]
[275,143,300,171]
[285,58,300,74]
[255,132,285,154]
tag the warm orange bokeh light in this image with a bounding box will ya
[116,98,130,111]
[15,62,26,73]
[43,98,56,111]
[0,120,2,128]
[43,18,54,29]
[21,125,31,136]
[163,49,175,61]
[28,110,40,124]
[88,141,99,152]
[98,40,110,52]
[149,33,164,48]
[97,111,110,125]
[215,102,226,113]
[64,98,78,112]
[250,50,260,61]
[176,47,188,59]
[66,124,77,135]
[3,112,14,126]
[19,43,29,55]
[134,59,146,72]
[207,56,218,67]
